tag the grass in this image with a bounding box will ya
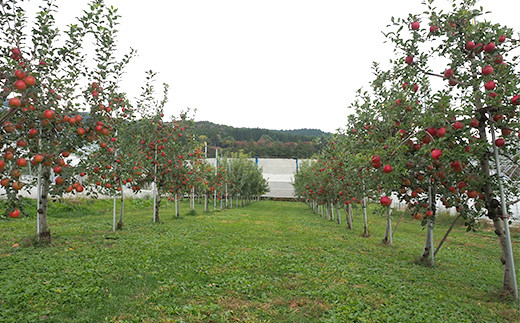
[1,198,520,322]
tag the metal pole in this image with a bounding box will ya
[491,123,518,299]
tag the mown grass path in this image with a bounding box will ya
[1,199,519,322]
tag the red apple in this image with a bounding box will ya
[405,55,414,65]
[9,97,21,107]
[482,65,493,76]
[483,42,495,52]
[436,127,446,137]
[444,68,454,78]
[28,128,38,138]
[470,118,480,128]
[465,41,475,50]
[427,127,437,136]
[431,149,442,159]
[14,69,26,79]
[14,79,27,91]
[458,181,467,190]
[43,109,55,119]
[24,76,36,86]
[450,160,462,172]
[55,176,64,185]
[16,158,27,167]
[9,209,20,218]
[511,95,520,105]
[380,196,392,206]
[411,21,420,30]
[495,138,505,147]
[484,80,496,90]
[453,121,463,130]
[383,165,393,173]
[499,35,506,42]
[33,155,44,164]
[467,190,478,198]
[501,128,512,136]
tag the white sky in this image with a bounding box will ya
[27,0,520,132]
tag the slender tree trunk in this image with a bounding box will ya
[154,189,161,223]
[175,193,179,218]
[492,216,518,295]
[117,192,124,230]
[434,213,461,256]
[112,195,117,232]
[362,197,369,237]
[419,185,436,266]
[37,166,52,242]
[419,218,435,266]
[336,203,341,225]
[204,191,208,212]
[191,187,195,211]
[346,203,353,230]
[382,208,392,246]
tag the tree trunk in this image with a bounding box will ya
[37,166,52,242]
[419,184,436,266]
[117,192,124,230]
[204,191,208,212]
[362,197,369,237]
[112,195,117,232]
[346,203,353,230]
[335,203,341,225]
[154,190,161,223]
[175,193,179,218]
[382,208,392,246]
[419,218,435,266]
[492,216,518,295]
[191,187,195,211]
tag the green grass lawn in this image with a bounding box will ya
[1,198,519,322]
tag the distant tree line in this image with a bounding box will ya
[193,121,329,158]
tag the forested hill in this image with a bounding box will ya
[193,121,329,158]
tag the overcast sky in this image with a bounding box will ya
[33,0,520,132]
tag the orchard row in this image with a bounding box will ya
[294,0,520,298]
[0,1,268,237]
